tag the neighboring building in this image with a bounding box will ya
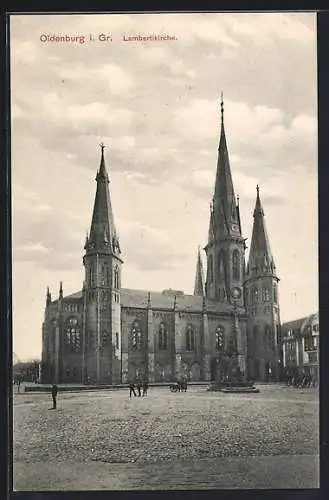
[281,312,319,383]
[41,97,282,385]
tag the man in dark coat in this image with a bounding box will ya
[136,381,142,397]
[51,384,58,409]
[129,382,136,398]
[142,381,148,397]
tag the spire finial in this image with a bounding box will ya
[100,142,105,155]
[256,184,259,195]
[237,194,240,206]
[220,91,224,124]
[59,281,63,299]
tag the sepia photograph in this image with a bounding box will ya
[10,11,319,491]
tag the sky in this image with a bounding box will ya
[10,12,318,361]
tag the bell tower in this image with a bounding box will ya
[83,144,123,384]
[244,186,281,381]
[204,94,246,306]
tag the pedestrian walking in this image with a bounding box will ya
[137,381,142,397]
[51,384,58,409]
[129,383,136,398]
[142,381,148,397]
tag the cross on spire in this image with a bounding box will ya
[220,91,224,124]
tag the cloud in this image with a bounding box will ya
[223,12,315,45]
[118,219,187,271]
[92,64,133,96]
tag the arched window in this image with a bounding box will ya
[131,320,143,351]
[208,255,214,283]
[215,326,225,351]
[262,287,270,302]
[64,317,81,353]
[273,283,277,303]
[232,250,240,281]
[159,322,168,350]
[186,325,195,351]
[115,332,119,349]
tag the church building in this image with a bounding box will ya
[41,97,282,384]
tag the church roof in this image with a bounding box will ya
[55,288,243,315]
[120,288,242,314]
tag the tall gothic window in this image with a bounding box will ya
[186,325,195,351]
[100,265,105,286]
[273,284,277,303]
[218,251,225,280]
[114,267,119,289]
[100,263,109,286]
[89,267,93,286]
[262,287,270,302]
[208,255,214,283]
[265,325,272,348]
[215,326,225,351]
[65,317,81,353]
[115,332,119,349]
[245,288,249,306]
[232,250,240,281]
[252,288,259,303]
[131,320,143,351]
[102,331,110,349]
[159,322,168,350]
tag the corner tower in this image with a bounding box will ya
[204,94,246,306]
[244,186,281,381]
[82,144,123,384]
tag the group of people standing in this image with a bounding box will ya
[129,381,148,398]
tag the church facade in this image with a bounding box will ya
[41,99,282,385]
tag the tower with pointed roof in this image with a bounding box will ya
[204,94,246,307]
[82,144,123,384]
[244,186,281,381]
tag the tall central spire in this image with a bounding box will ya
[210,93,241,240]
[86,144,121,257]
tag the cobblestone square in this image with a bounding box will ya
[13,384,319,490]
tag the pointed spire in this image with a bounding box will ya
[96,142,109,183]
[247,185,276,277]
[210,93,240,241]
[59,281,63,299]
[46,287,51,306]
[84,231,89,250]
[194,246,205,296]
[87,145,121,257]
